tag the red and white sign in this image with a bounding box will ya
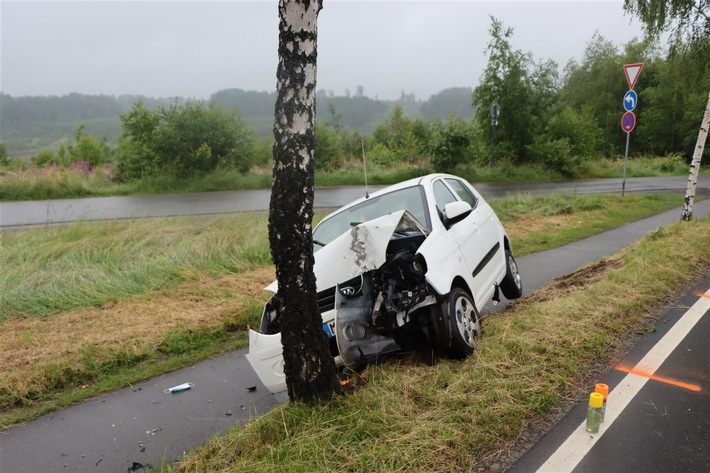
[624,63,644,90]
[621,111,636,133]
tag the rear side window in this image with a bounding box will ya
[445,178,478,208]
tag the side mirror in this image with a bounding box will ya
[443,201,472,229]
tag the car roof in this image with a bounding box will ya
[322,173,456,217]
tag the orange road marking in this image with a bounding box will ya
[696,292,710,299]
[615,364,702,392]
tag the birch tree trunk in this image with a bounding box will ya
[269,0,340,402]
[680,90,710,221]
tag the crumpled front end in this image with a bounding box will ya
[246,210,434,394]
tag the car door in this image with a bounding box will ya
[432,178,502,306]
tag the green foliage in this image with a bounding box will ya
[0,142,8,166]
[315,122,343,171]
[429,115,474,171]
[546,106,602,159]
[73,135,106,166]
[116,100,254,180]
[526,136,576,177]
[372,105,429,165]
[473,16,559,164]
[623,0,710,46]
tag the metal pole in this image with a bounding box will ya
[622,131,630,197]
[490,124,496,168]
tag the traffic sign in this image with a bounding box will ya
[490,102,500,118]
[624,63,644,90]
[621,111,636,133]
[623,90,638,112]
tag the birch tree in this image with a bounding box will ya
[681,91,710,221]
[269,0,341,402]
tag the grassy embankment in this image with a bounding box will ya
[0,154,697,201]
[0,193,699,431]
[171,217,710,473]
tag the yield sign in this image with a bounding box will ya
[624,63,644,90]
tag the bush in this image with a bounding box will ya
[527,136,579,177]
[116,100,254,179]
[429,116,473,172]
[72,135,106,166]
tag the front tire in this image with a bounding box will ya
[446,287,481,359]
[500,249,523,299]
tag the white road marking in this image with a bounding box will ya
[536,288,710,473]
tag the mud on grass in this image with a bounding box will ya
[0,266,274,426]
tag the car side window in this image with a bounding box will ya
[433,180,458,215]
[445,178,478,208]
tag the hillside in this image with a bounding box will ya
[0,88,474,155]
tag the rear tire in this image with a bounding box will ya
[446,287,481,359]
[500,249,522,299]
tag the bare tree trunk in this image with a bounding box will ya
[681,90,710,221]
[269,0,340,402]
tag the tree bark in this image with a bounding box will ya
[270,0,340,402]
[680,90,710,221]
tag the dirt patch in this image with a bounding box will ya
[524,256,624,304]
[0,266,275,378]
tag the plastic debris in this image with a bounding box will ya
[164,382,194,393]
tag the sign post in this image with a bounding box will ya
[490,102,499,167]
[621,63,643,197]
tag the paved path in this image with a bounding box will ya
[1,200,708,473]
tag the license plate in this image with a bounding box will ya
[322,320,336,338]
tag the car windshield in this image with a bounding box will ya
[312,185,429,249]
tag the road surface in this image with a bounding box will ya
[1,176,708,228]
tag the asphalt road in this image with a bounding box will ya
[1,198,708,472]
[509,276,710,473]
[1,176,708,228]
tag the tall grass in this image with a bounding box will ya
[0,213,271,320]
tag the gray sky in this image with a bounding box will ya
[1,0,647,100]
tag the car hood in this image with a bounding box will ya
[264,210,428,293]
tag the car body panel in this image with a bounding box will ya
[246,174,520,394]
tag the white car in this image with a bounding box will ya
[246,173,522,393]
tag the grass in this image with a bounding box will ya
[170,218,710,473]
[0,193,695,427]
[0,213,272,319]
[493,193,685,255]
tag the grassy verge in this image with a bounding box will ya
[170,218,710,473]
[0,193,691,427]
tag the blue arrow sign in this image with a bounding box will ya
[623,90,638,112]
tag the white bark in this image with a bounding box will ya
[681,90,710,221]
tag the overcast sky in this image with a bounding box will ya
[1,1,647,101]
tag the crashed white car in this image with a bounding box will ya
[246,173,522,393]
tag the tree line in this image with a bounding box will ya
[1,18,708,179]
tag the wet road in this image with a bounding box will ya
[1,176,708,228]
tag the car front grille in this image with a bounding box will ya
[317,287,336,313]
